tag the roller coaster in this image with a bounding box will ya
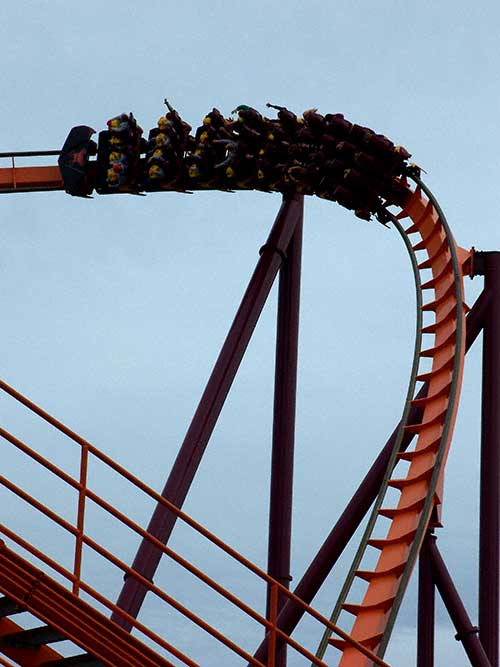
[0,102,498,667]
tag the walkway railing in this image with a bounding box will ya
[0,378,390,667]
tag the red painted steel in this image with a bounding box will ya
[266,208,303,667]
[266,216,303,625]
[479,252,500,667]
[430,537,492,667]
[417,532,435,667]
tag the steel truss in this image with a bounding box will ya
[106,194,499,667]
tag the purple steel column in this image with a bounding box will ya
[252,289,489,664]
[112,195,303,628]
[430,538,492,667]
[417,532,435,667]
[266,210,303,667]
[479,251,500,667]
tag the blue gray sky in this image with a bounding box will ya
[1,1,500,665]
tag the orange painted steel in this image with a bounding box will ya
[0,382,390,667]
[0,653,21,667]
[0,542,178,667]
[0,165,63,191]
[268,584,279,667]
[330,185,467,666]
[0,525,199,667]
[0,615,63,665]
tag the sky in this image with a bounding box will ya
[1,1,500,665]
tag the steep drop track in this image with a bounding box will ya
[320,177,468,666]
[0,109,469,666]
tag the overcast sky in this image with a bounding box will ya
[1,1,500,665]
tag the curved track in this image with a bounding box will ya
[0,109,471,666]
[323,177,468,666]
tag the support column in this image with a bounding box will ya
[417,532,435,667]
[430,538,491,667]
[266,213,303,667]
[112,195,304,629]
[479,251,500,667]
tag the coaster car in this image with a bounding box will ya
[95,113,143,194]
[58,126,96,197]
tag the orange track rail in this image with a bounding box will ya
[0,166,63,192]
[329,184,468,666]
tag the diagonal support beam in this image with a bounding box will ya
[112,194,304,628]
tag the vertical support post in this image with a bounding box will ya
[479,251,500,667]
[266,210,303,667]
[417,532,435,667]
[430,537,492,667]
[112,195,303,629]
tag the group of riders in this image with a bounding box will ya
[101,101,411,220]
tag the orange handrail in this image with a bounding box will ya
[0,382,390,667]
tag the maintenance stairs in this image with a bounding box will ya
[0,379,388,667]
[0,587,140,667]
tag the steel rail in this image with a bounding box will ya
[0,150,61,158]
[314,210,425,661]
[301,179,467,666]
[375,179,466,658]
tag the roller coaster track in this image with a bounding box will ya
[0,112,472,666]
[317,176,468,666]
